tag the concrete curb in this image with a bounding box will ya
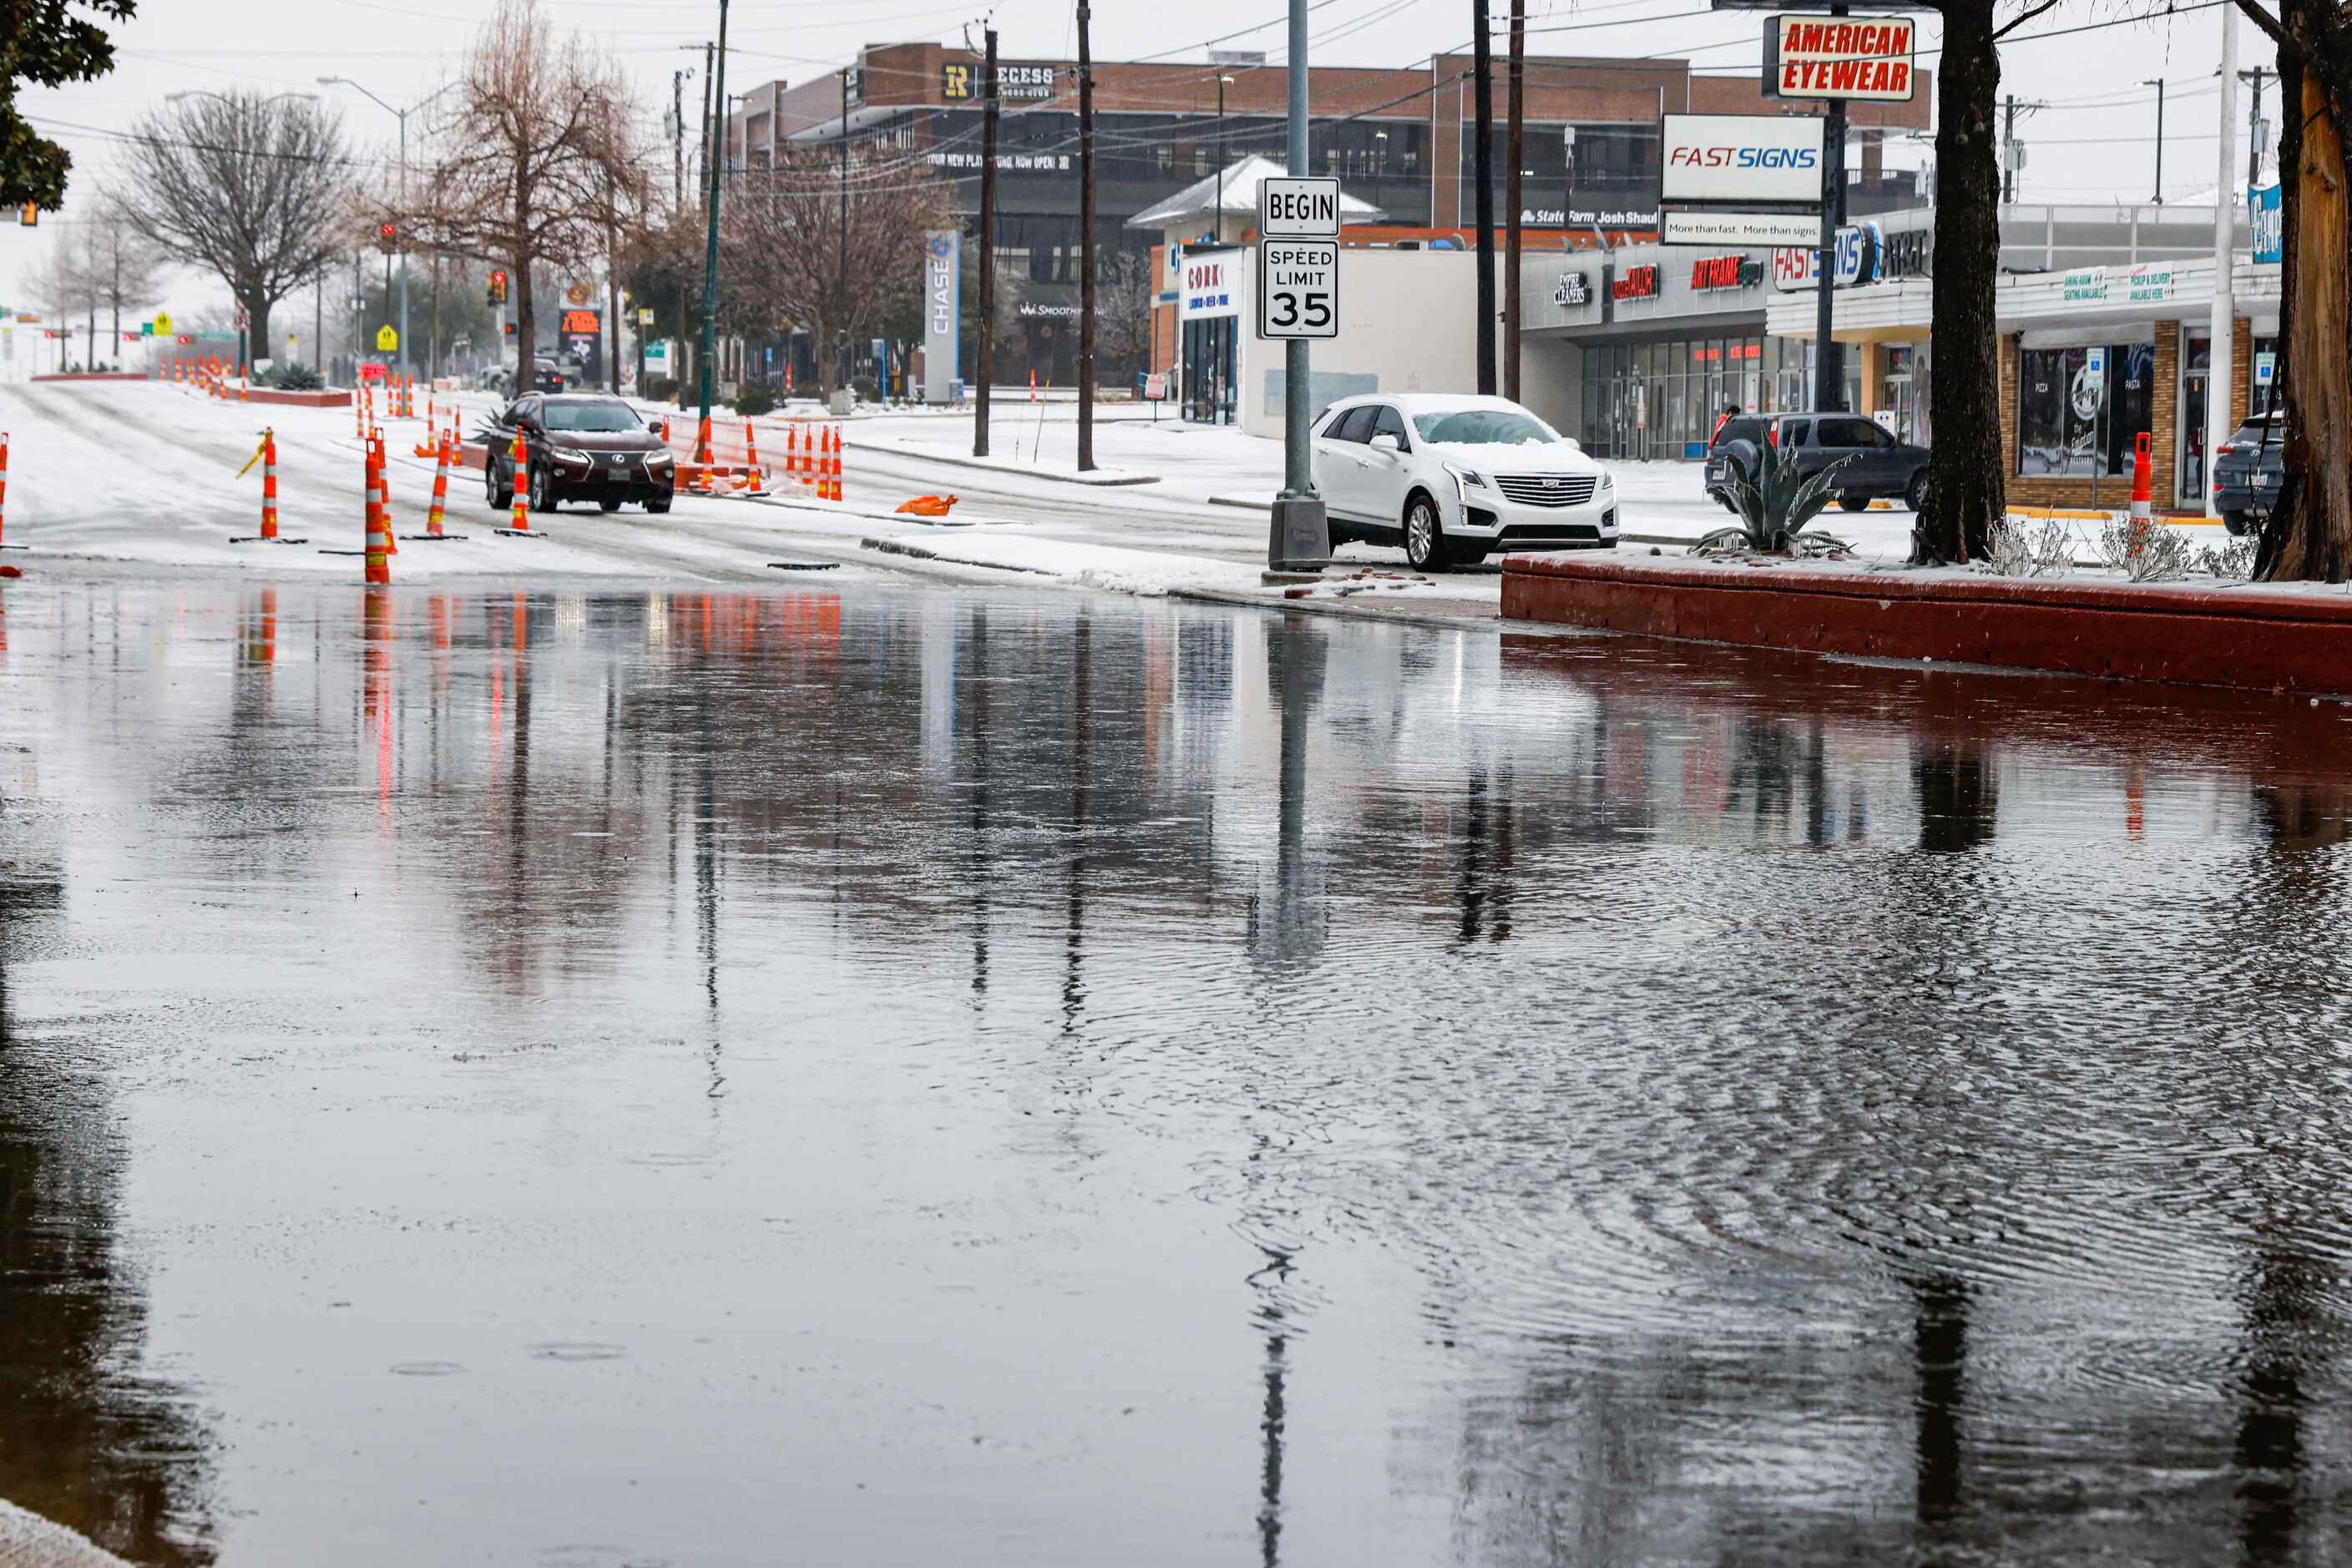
[1501,553,2352,695]
[842,438,1161,487]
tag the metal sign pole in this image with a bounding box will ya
[1267,0,1329,574]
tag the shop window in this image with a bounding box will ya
[2016,341,2154,478]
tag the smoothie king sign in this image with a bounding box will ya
[1659,114,1826,205]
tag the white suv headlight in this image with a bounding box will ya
[1444,463,1486,496]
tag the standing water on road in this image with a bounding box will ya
[3,574,2351,1565]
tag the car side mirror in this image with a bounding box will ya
[1368,432,1401,454]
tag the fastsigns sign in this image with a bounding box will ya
[1766,16,1917,102]
[1659,114,1825,205]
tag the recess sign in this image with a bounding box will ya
[1765,15,1917,101]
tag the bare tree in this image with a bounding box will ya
[725,148,953,379]
[21,242,91,370]
[1095,250,1155,387]
[414,0,643,389]
[1910,0,2046,565]
[78,203,169,357]
[2233,0,2352,579]
[114,91,352,363]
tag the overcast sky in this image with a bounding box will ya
[6,0,2280,315]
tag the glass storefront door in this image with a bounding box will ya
[1181,316,1237,426]
[2179,332,2210,507]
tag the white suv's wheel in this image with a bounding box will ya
[1404,493,1444,570]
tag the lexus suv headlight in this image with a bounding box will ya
[645,450,674,468]
[550,445,592,466]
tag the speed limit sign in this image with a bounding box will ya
[1257,239,1339,340]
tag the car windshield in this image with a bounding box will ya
[542,401,641,432]
[1411,408,1556,446]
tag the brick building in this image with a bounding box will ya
[725,43,1930,388]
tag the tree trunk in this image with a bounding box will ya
[1914,0,2004,564]
[2256,13,2352,581]
[247,294,273,367]
[514,260,536,389]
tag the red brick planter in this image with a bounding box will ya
[1500,553,2352,696]
[242,387,351,408]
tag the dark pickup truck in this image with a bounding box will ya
[2213,410,2284,536]
[1706,412,1932,513]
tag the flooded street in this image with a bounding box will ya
[6,571,2352,1565]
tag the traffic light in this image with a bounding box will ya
[376,218,397,254]
[487,268,508,306]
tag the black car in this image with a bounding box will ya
[2212,410,2284,536]
[484,392,675,513]
[1707,412,1932,513]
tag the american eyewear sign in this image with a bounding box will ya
[1764,15,1917,102]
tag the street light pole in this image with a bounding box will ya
[697,0,730,431]
[837,66,851,400]
[1216,74,1234,242]
[2142,78,2167,203]
[320,78,457,380]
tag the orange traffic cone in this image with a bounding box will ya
[364,439,392,584]
[498,430,537,537]
[1028,368,1037,404]
[232,427,307,544]
[376,432,398,556]
[741,418,763,493]
[2127,430,2154,562]
[784,424,800,490]
[823,426,840,503]
[404,427,467,541]
[0,429,18,552]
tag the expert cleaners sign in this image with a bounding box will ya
[1659,113,1825,205]
[1767,15,1916,101]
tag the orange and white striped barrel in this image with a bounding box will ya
[364,439,392,584]
[508,431,532,532]
[260,428,279,540]
[427,431,450,537]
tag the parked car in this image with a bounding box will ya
[484,392,675,513]
[2213,409,2284,536]
[1707,412,1931,513]
[1310,393,1617,569]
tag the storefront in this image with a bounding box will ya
[1767,250,2280,511]
[1175,244,1247,426]
[1519,241,1788,461]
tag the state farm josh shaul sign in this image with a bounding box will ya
[1765,15,1918,101]
[1659,114,1825,205]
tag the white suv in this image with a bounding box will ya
[1310,392,1617,569]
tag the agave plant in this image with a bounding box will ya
[1697,443,1856,557]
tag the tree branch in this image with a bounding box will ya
[1993,0,2061,41]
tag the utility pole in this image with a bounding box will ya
[699,44,715,201]
[1505,0,1525,402]
[1267,0,1328,570]
[2002,94,2017,203]
[671,67,691,211]
[836,66,851,402]
[2243,67,2272,189]
[2142,78,2167,204]
[2209,4,2237,516]
[1813,15,1848,415]
[695,0,729,438]
[1472,0,1497,396]
[1078,0,1097,471]
[974,27,999,458]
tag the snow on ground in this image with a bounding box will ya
[0,381,2244,626]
